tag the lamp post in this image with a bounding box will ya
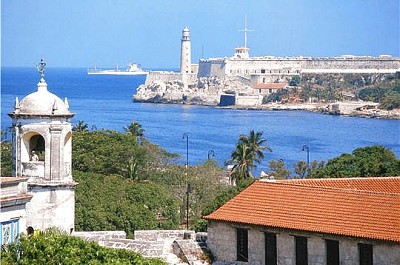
[182,133,190,230]
[301,144,310,166]
[208,150,215,160]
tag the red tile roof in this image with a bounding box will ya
[254,83,287,89]
[278,177,400,194]
[204,178,400,243]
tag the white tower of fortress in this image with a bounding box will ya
[8,59,76,233]
[180,27,192,74]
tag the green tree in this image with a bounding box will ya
[227,142,254,181]
[268,159,290,179]
[293,160,308,179]
[74,171,180,236]
[379,93,400,110]
[289,75,301,86]
[307,160,326,178]
[124,121,145,140]
[322,146,399,177]
[227,130,271,181]
[1,141,12,176]
[239,130,272,164]
[73,120,89,132]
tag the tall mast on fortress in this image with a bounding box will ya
[238,15,254,49]
[180,27,192,74]
[234,16,253,59]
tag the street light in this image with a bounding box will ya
[182,133,190,230]
[208,150,215,160]
[301,144,310,166]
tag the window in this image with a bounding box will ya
[261,69,266,74]
[0,220,20,246]
[295,236,308,265]
[326,239,339,265]
[236,228,248,262]
[359,243,373,265]
[265,233,277,265]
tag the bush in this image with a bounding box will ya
[0,229,165,264]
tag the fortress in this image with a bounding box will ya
[144,27,400,87]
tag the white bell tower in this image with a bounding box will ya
[8,59,77,233]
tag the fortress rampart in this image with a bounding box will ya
[198,56,400,78]
[145,72,197,85]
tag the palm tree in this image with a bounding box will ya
[124,121,144,140]
[239,130,271,164]
[228,142,254,181]
[73,120,88,132]
[227,130,272,182]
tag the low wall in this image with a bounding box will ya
[134,229,195,241]
[145,72,197,85]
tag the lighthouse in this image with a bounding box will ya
[180,27,192,74]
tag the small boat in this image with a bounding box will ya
[87,63,148,75]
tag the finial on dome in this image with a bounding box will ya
[64,98,69,109]
[14,97,20,109]
[37,59,46,83]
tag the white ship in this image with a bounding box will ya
[87,63,148,75]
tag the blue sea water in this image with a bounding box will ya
[2,67,399,174]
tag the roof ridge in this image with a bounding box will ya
[261,180,400,196]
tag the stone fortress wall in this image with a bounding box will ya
[145,71,198,86]
[199,55,400,78]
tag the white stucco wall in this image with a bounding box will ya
[207,221,400,265]
[26,185,75,232]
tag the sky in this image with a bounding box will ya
[1,0,399,68]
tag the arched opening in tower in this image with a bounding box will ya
[29,134,45,161]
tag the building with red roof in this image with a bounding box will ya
[204,177,400,265]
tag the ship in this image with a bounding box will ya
[87,63,148,75]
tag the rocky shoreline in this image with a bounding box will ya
[224,102,400,120]
[133,77,400,120]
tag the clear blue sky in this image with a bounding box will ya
[2,0,399,68]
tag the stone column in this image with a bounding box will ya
[49,125,62,180]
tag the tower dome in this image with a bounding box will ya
[14,82,71,116]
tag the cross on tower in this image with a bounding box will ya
[238,16,254,48]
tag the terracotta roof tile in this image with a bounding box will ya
[204,178,400,243]
[278,177,400,194]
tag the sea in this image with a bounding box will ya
[2,67,399,175]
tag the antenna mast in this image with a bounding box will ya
[238,15,254,48]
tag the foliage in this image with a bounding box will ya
[293,160,308,179]
[73,130,142,176]
[73,120,89,132]
[319,145,399,178]
[268,159,290,179]
[289,75,301,86]
[124,121,145,141]
[227,130,271,182]
[72,130,179,180]
[263,88,289,103]
[1,141,12,176]
[0,229,165,264]
[358,81,400,108]
[194,178,254,232]
[379,93,400,110]
[146,160,227,228]
[74,171,180,237]
[1,129,12,176]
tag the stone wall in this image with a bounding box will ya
[207,220,400,265]
[74,230,211,264]
[145,72,197,86]
[199,56,400,78]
